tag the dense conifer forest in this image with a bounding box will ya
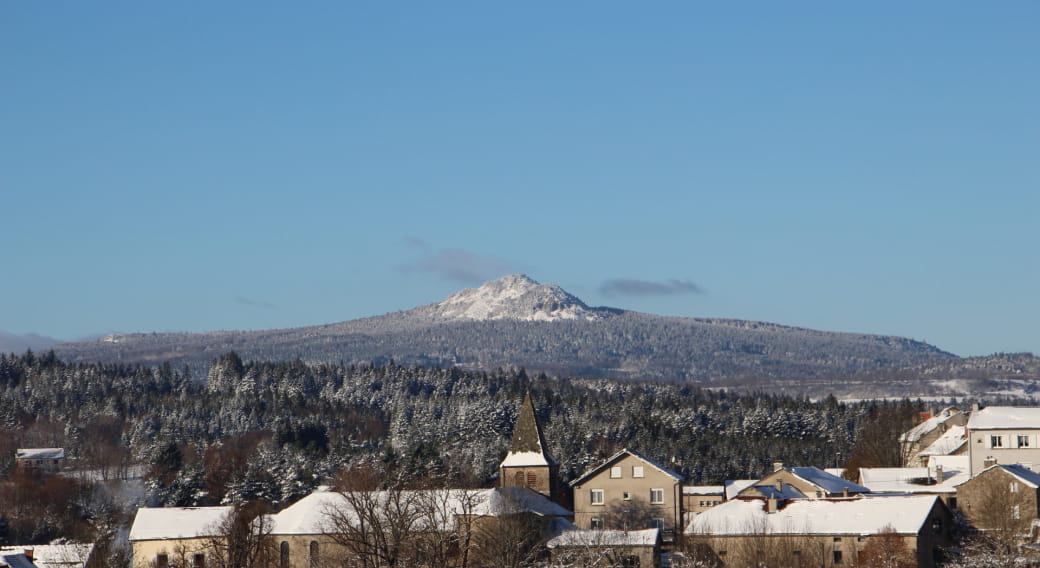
[0,349,919,514]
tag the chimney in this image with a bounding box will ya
[935,465,944,483]
[776,480,783,493]
[972,402,980,412]
[984,457,998,469]
[766,498,778,513]
[842,487,848,498]
[24,548,34,563]
[773,461,784,472]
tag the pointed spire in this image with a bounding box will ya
[503,391,558,466]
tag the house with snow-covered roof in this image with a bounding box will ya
[723,479,758,501]
[900,407,966,467]
[569,448,684,537]
[129,506,233,568]
[499,392,561,503]
[734,464,870,501]
[857,460,969,510]
[0,544,96,568]
[956,463,1040,531]
[967,406,1040,476]
[547,527,661,568]
[682,485,725,514]
[685,495,953,568]
[15,448,65,473]
[267,485,572,568]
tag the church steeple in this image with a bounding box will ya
[500,392,560,502]
[507,392,558,465]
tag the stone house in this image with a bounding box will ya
[570,449,684,538]
[955,463,1040,531]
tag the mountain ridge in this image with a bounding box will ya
[47,274,974,397]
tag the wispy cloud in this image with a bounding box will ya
[599,278,704,297]
[236,296,277,310]
[400,244,517,284]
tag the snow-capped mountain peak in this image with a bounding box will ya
[424,274,604,322]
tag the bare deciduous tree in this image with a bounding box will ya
[853,525,916,568]
[321,465,429,568]
[202,501,276,568]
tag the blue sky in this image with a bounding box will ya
[2,2,1037,357]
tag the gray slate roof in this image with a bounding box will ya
[787,467,870,494]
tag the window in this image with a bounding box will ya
[991,435,1005,448]
[622,556,640,568]
[310,541,320,568]
[610,466,622,478]
[1011,481,1020,493]
[632,466,645,478]
[932,517,944,534]
[514,471,525,486]
[833,550,843,564]
[156,554,169,568]
[650,488,664,504]
[192,554,205,568]
[651,517,665,529]
[949,497,958,509]
[623,492,632,500]
[1013,505,1021,520]
[1019,435,1032,448]
[591,489,605,505]
[527,471,538,486]
[591,518,604,529]
[280,541,290,568]
[833,537,842,542]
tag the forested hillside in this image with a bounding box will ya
[1,350,909,512]
[53,312,954,386]
[50,275,959,392]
